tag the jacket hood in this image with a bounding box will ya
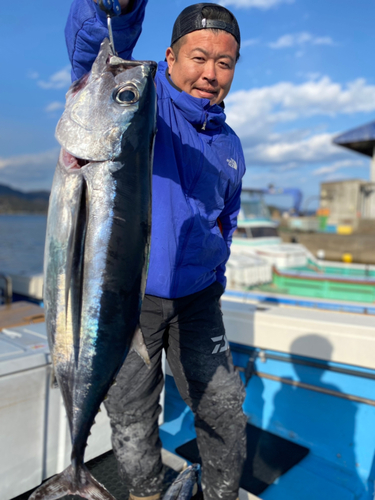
[157,61,226,131]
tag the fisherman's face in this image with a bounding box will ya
[166,30,238,106]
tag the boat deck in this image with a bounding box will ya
[161,371,373,500]
[2,296,375,500]
[13,448,259,500]
[225,287,375,315]
[12,450,181,500]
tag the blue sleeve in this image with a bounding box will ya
[65,0,148,81]
[216,182,242,289]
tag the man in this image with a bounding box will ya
[65,1,247,499]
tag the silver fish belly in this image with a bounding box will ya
[162,465,201,500]
[30,39,157,500]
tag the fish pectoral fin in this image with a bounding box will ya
[29,465,116,500]
[130,327,151,368]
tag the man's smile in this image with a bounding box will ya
[194,87,218,98]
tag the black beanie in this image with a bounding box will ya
[171,3,241,47]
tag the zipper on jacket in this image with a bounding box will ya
[202,113,208,131]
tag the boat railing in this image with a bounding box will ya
[0,274,12,305]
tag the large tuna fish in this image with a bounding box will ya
[30,39,157,500]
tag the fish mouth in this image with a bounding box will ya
[61,149,91,171]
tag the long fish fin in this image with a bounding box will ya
[130,327,151,367]
[29,465,116,500]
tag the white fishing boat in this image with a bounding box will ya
[1,287,374,500]
[1,197,375,499]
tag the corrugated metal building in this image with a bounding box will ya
[320,179,375,226]
[360,182,375,218]
[328,121,375,226]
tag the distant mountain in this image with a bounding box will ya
[0,184,50,200]
[0,183,50,214]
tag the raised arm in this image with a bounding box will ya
[65,0,148,81]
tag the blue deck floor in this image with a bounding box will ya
[160,345,375,500]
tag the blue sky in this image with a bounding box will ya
[1,0,375,210]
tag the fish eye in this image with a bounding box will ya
[114,84,139,106]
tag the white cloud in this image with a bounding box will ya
[226,77,375,136]
[45,101,65,113]
[242,38,260,47]
[27,71,39,79]
[0,149,59,171]
[225,76,375,169]
[0,149,59,191]
[313,36,335,46]
[297,72,322,81]
[312,159,366,177]
[243,133,342,165]
[220,0,294,9]
[38,65,71,90]
[269,32,335,49]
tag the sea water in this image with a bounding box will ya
[0,214,47,275]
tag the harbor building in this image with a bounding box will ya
[320,179,375,229]
[320,120,375,229]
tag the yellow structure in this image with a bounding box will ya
[342,253,353,263]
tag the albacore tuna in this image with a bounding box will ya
[30,39,157,500]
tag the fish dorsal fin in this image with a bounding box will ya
[91,39,111,77]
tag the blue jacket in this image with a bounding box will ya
[66,0,246,298]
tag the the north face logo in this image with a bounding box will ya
[226,158,237,170]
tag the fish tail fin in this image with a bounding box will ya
[29,464,116,500]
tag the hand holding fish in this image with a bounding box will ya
[93,0,132,16]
